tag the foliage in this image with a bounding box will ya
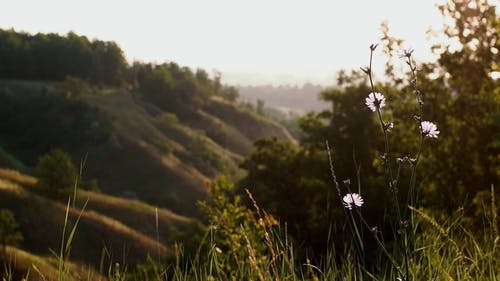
[79,178,100,192]
[219,85,239,102]
[0,29,126,85]
[389,0,500,212]
[197,177,269,276]
[53,76,94,98]
[0,84,110,165]
[187,135,226,176]
[239,137,341,254]
[34,148,78,196]
[135,62,240,117]
[0,209,23,257]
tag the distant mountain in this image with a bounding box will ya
[237,83,331,115]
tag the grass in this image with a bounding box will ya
[0,168,37,186]
[4,195,498,280]
[135,191,498,281]
[205,96,297,146]
[1,246,106,281]
[78,89,257,215]
[74,189,196,245]
[0,170,202,274]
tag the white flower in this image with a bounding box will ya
[385,122,394,131]
[343,193,364,210]
[421,121,440,138]
[365,92,386,112]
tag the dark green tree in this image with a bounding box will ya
[414,0,499,211]
[0,29,127,85]
[240,137,337,253]
[0,209,23,258]
[34,148,78,196]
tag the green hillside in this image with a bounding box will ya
[0,78,294,216]
[0,29,295,217]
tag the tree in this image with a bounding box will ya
[34,148,78,196]
[299,81,381,184]
[0,209,23,258]
[256,99,265,115]
[220,86,239,102]
[0,28,127,85]
[417,0,499,210]
[239,137,338,253]
[376,0,499,212]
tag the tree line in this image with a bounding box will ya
[0,29,126,85]
[0,28,239,104]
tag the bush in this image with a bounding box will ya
[34,148,78,197]
[0,209,23,257]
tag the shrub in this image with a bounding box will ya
[34,148,78,197]
[0,209,23,258]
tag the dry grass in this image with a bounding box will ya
[0,174,171,269]
[79,91,209,215]
[2,246,106,281]
[0,168,37,186]
[207,96,296,144]
[76,189,197,245]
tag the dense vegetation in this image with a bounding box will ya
[0,29,126,85]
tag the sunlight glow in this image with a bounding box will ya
[0,0,446,85]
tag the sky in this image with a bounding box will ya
[0,0,447,86]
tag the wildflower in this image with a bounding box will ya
[365,92,386,112]
[421,121,440,138]
[343,193,364,210]
[399,47,414,59]
[215,247,223,254]
[385,121,394,131]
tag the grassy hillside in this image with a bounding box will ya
[0,168,199,270]
[0,79,294,216]
[1,246,107,281]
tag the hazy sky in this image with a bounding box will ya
[0,0,446,86]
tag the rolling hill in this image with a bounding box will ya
[0,168,199,271]
[0,78,295,216]
[0,29,296,278]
